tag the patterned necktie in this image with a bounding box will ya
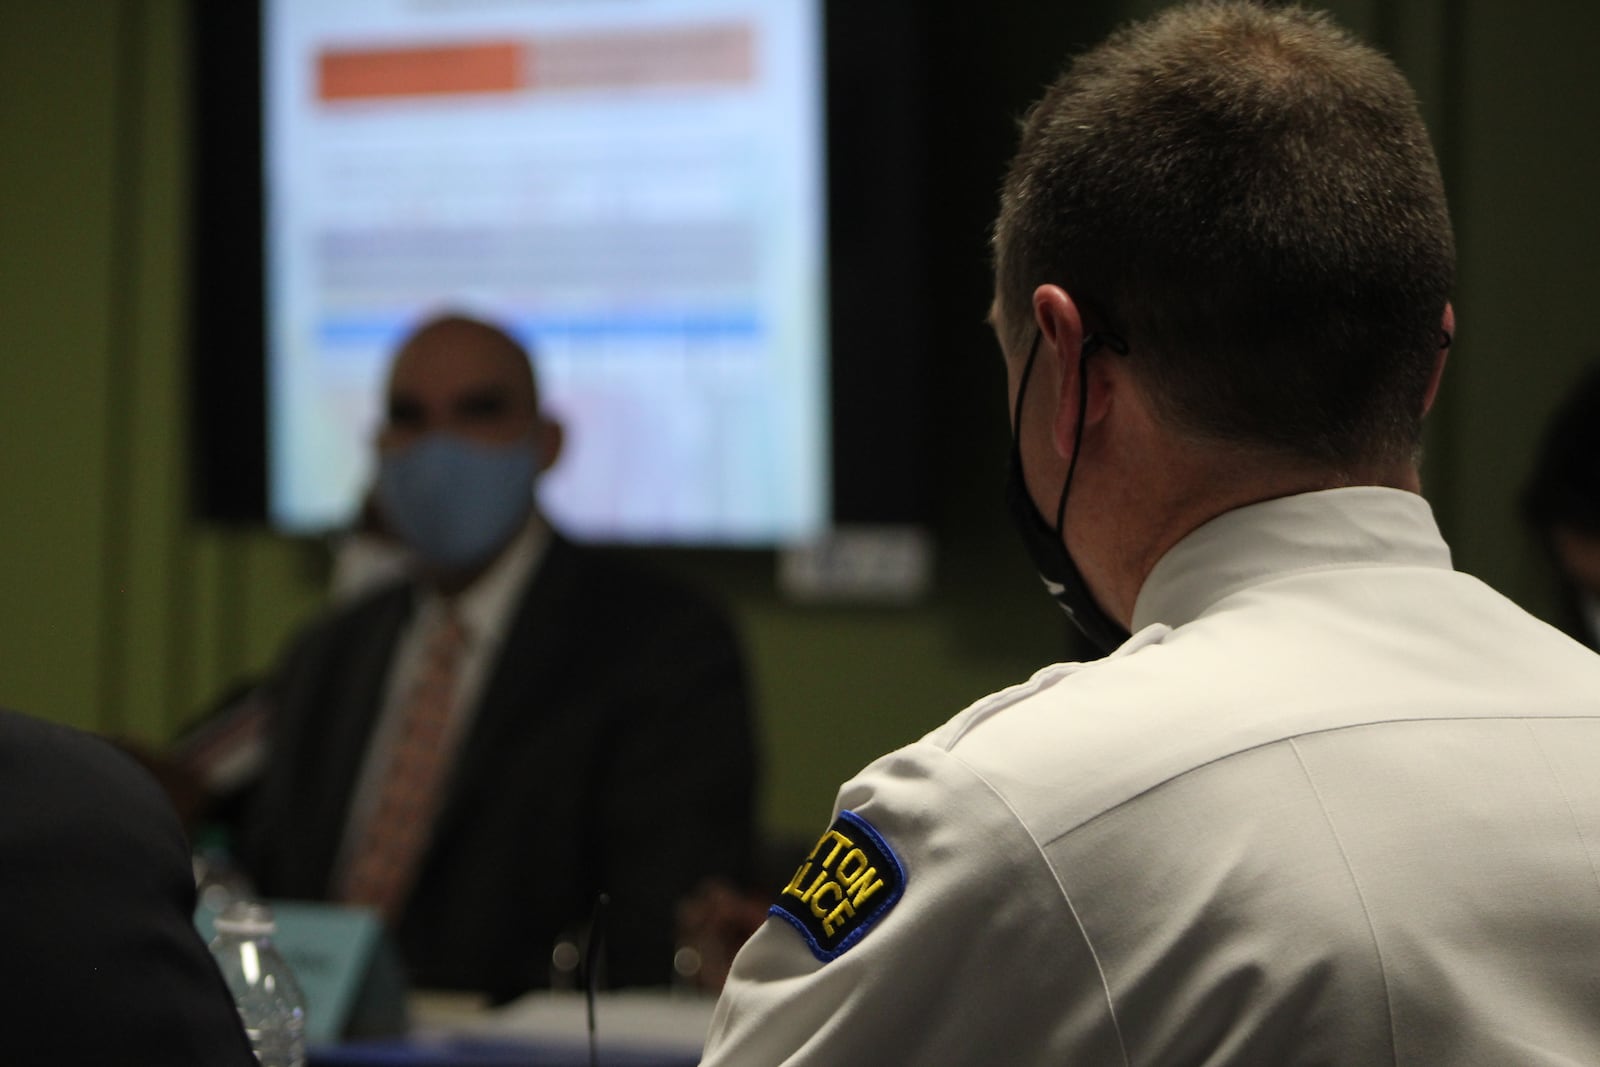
[339,610,468,922]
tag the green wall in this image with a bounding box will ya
[0,1,328,735]
[2,0,1598,842]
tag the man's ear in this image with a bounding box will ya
[535,415,564,473]
[1423,302,1454,416]
[1033,285,1108,458]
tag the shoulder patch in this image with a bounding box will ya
[769,809,905,962]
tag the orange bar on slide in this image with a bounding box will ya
[319,42,524,101]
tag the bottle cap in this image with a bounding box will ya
[213,899,277,937]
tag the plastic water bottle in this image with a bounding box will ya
[192,831,257,928]
[209,901,308,1067]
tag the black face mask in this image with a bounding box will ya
[1004,329,1131,654]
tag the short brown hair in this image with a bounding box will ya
[993,1,1454,466]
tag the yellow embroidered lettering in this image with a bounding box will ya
[836,848,869,886]
[808,881,843,920]
[822,897,856,937]
[798,868,830,904]
[816,830,851,868]
[773,814,902,957]
[781,862,814,899]
[850,873,884,908]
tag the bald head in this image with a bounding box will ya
[384,315,540,438]
[379,314,565,465]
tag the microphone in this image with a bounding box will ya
[584,893,610,1067]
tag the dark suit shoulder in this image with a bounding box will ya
[539,536,739,636]
[0,707,187,856]
[0,708,256,1066]
[274,579,415,670]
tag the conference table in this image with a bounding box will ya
[309,989,714,1067]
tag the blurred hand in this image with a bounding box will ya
[673,878,770,993]
[110,739,211,832]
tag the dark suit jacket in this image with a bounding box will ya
[242,535,758,999]
[0,708,256,1065]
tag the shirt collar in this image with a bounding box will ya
[415,515,550,649]
[1130,486,1454,633]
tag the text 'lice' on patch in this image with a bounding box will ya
[769,809,905,962]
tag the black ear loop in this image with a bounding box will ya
[1049,330,1130,536]
[1010,331,1043,447]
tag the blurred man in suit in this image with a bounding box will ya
[242,313,758,1000]
[1524,360,1600,648]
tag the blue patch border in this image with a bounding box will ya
[768,808,907,963]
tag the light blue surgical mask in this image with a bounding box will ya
[376,434,537,570]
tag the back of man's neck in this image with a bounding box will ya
[1102,444,1424,628]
